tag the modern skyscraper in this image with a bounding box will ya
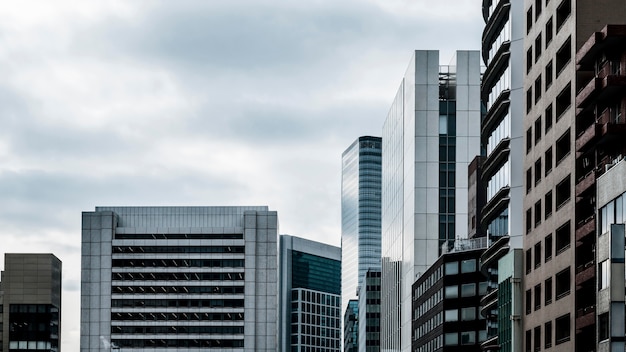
[479,1,525,351]
[80,206,278,351]
[278,235,341,352]
[380,50,482,352]
[343,300,358,352]
[0,253,62,352]
[341,136,382,322]
[358,269,381,352]
[522,2,626,352]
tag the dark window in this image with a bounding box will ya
[527,47,533,73]
[599,313,609,341]
[527,7,533,33]
[527,128,533,153]
[555,221,570,254]
[535,34,542,62]
[535,117,542,144]
[527,88,533,113]
[556,0,571,31]
[526,209,533,234]
[526,249,532,274]
[555,267,570,300]
[534,159,542,186]
[527,168,532,193]
[545,191,553,219]
[535,0,542,19]
[545,277,553,305]
[546,17,553,47]
[545,147,553,175]
[556,83,571,120]
[545,104,553,132]
[556,38,571,77]
[534,242,542,268]
[534,200,542,227]
[556,129,570,165]
[526,290,532,314]
[534,326,541,352]
[546,61,553,89]
[555,314,571,344]
[535,76,542,103]
[555,176,571,210]
[545,321,552,348]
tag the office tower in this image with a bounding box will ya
[343,300,358,352]
[0,254,62,352]
[411,238,487,352]
[596,159,626,351]
[341,135,382,318]
[575,24,626,351]
[381,50,482,352]
[523,2,626,352]
[358,270,380,352]
[479,1,525,352]
[278,235,341,352]
[80,206,278,351]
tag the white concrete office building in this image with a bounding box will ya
[80,206,278,351]
[380,50,482,352]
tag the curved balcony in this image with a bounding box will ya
[482,0,510,63]
[480,236,510,276]
[481,89,510,141]
[482,138,510,181]
[480,335,499,352]
[482,43,511,97]
[480,289,498,316]
[480,186,510,230]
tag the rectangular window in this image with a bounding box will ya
[556,0,571,31]
[461,259,476,273]
[445,285,458,298]
[534,326,541,352]
[555,221,570,254]
[535,0,542,19]
[534,200,542,227]
[545,147,553,175]
[445,309,459,322]
[555,176,571,210]
[526,128,533,153]
[545,61,553,89]
[445,261,459,275]
[445,333,459,346]
[556,38,572,77]
[545,321,552,348]
[556,129,571,164]
[526,289,532,314]
[526,168,532,193]
[526,249,532,274]
[461,283,476,297]
[546,17,553,46]
[527,87,533,113]
[599,313,609,341]
[526,209,532,234]
[557,87,572,125]
[461,331,476,345]
[534,117,542,144]
[545,104,553,132]
[555,267,570,300]
[555,314,570,344]
[534,159,542,186]
[535,34,542,62]
[545,191,553,219]
[534,242,542,268]
[599,259,609,290]
[545,277,553,305]
[534,284,541,310]
[527,8,533,34]
[461,307,476,321]
[535,76,542,102]
[545,234,553,262]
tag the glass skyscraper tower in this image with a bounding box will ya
[380,50,482,352]
[341,136,382,318]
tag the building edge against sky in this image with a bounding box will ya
[380,50,482,352]
[341,136,382,327]
[80,206,278,351]
[279,235,341,352]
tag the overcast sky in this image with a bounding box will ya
[0,1,483,350]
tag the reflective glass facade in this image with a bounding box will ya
[381,51,482,352]
[341,136,382,318]
[279,235,342,352]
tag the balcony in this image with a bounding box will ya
[575,170,596,198]
[482,138,510,180]
[480,289,498,316]
[576,120,626,154]
[575,215,595,242]
[481,186,510,230]
[482,89,510,140]
[575,305,595,329]
[577,25,626,67]
[482,0,511,63]
[480,235,510,275]
[577,75,626,109]
[576,123,599,152]
[575,261,595,287]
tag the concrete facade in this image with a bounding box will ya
[0,253,62,352]
[80,206,278,351]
